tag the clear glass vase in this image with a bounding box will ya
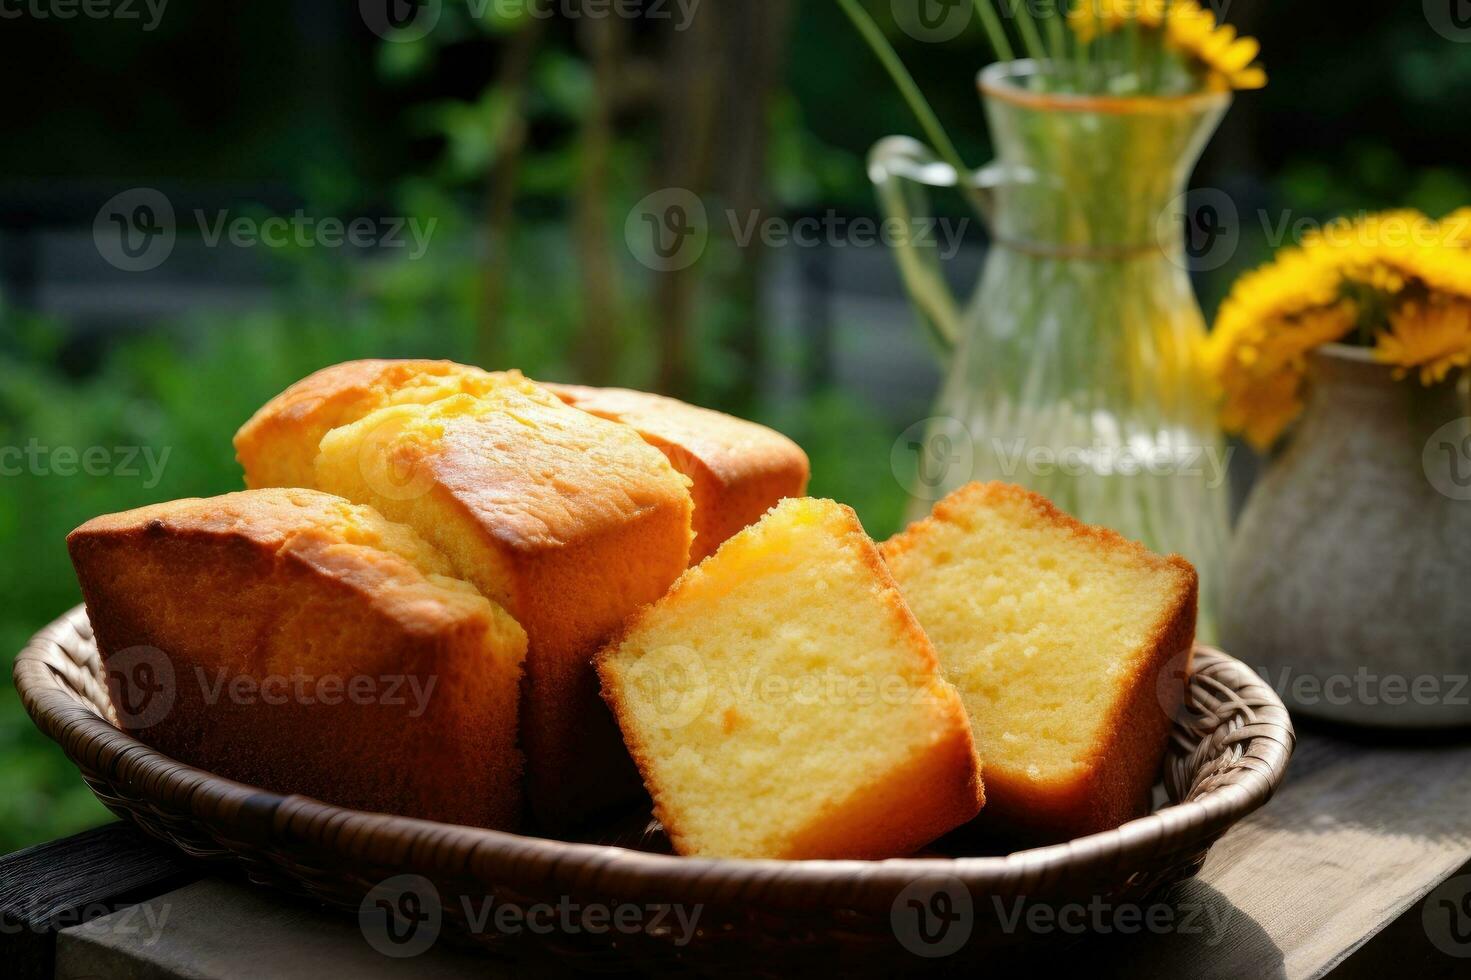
[871,61,1233,639]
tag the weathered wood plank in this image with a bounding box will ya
[1200,727,1471,979]
[1052,727,1471,979]
[0,822,202,980]
[55,879,543,980]
[1332,857,1471,980]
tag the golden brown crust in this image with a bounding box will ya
[546,384,809,562]
[594,654,682,850]
[232,360,699,829]
[68,488,527,830]
[69,487,465,613]
[233,359,502,490]
[778,710,982,860]
[1074,571,1196,835]
[418,392,695,559]
[509,495,691,823]
[310,385,695,827]
[883,480,1196,581]
[843,503,952,681]
[972,579,1194,840]
[882,481,1198,842]
[780,512,986,859]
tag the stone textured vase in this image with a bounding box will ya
[1222,344,1471,728]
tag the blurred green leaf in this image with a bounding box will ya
[377,35,436,80]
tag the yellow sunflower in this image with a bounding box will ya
[1210,208,1471,449]
[1441,208,1471,247]
[1308,210,1471,304]
[1068,1,1267,91]
[1205,244,1347,375]
[1068,0,1170,42]
[1165,3,1267,90]
[1374,300,1471,385]
[1217,365,1304,453]
[1210,301,1356,451]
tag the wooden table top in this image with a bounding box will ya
[8,726,1471,979]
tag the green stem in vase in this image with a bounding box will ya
[1101,14,1124,91]
[1147,0,1172,92]
[1124,17,1143,93]
[971,0,1016,62]
[836,0,984,210]
[1142,29,1163,92]
[1075,26,1093,90]
[1044,3,1070,89]
[1089,0,1111,93]
[1007,0,1051,67]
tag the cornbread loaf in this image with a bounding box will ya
[67,488,527,829]
[312,382,694,826]
[546,384,810,562]
[597,497,983,860]
[234,359,504,490]
[882,482,1198,841]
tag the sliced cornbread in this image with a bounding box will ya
[546,384,810,562]
[882,482,1198,841]
[234,359,506,490]
[313,385,694,826]
[597,497,983,860]
[67,488,527,829]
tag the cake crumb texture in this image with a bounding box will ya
[599,497,983,860]
[882,481,1198,841]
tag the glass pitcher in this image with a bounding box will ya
[871,61,1233,638]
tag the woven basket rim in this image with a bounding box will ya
[15,605,1295,911]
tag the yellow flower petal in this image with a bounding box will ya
[1210,209,1471,447]
[1373,300,1471,386]
[1221,37,1261,73]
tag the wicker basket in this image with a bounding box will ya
[15,606,1293,972]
